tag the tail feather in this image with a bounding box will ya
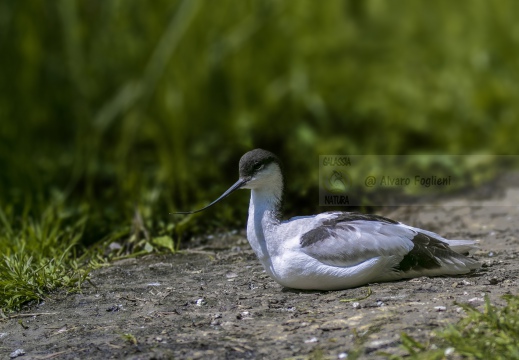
[445,239,479,256]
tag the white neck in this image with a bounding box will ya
[245,171,283,263]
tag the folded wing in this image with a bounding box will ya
[299,212,479,275]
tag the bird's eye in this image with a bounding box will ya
[253,163,264,171]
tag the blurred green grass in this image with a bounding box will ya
[1,0,519,312]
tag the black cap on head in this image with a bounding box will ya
[239,149,280,179]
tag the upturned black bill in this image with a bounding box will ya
[172,178,248,215]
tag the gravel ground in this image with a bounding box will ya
[1,179,518,359]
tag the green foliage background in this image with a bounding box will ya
[1,0,519,244]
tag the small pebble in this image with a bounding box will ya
[352,302,361,309]
[468,297,484,303]
[237,311,252,320]
[338,352,348,359]
[434,306,446,312]
[9,349,25,358]
[444,347,455,356]
[366,339,397,351]
[195,298,206,306]
[106,304,122,312]
[304,337,318,343]
[109,242,122,250]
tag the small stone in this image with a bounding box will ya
[195,298,206,306]
[352,302,361,309]
[444,347,455,356]
[366,339,397,351]
[9,349,25,358]
[468,297,484,303]
[109,242,122,250]
[304,337,318,343]
[434,306,446,312]
[338,353,348,359]
[237,311,252,320]
[106,304,121,312]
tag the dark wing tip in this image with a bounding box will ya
[394,232,459,273]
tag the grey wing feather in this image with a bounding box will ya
[299,212,479,273]
[300,216,415,267]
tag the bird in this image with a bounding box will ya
[175,149,480,290]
